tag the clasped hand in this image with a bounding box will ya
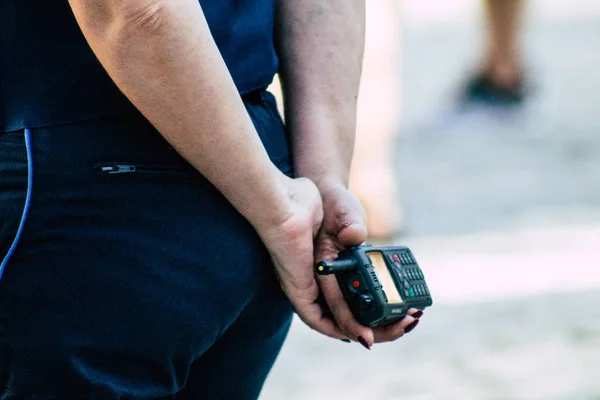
[257,177,421,349]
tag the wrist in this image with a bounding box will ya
[308,174,349,195]
[239,167,295,231]
[288,114,355,191]
[245,172,323,246]
[295,168,348,190]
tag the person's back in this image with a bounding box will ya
[0,0,278,132]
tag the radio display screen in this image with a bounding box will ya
[368,252,403,304]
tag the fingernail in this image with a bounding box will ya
[404,319,420,334]
[340,339,351,343]
[411,310,424,319]
[357,336,371,350]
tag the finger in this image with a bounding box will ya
[337,222,367,247]
[314,292,335,320]
[330,192,368,247]
[292,296,347,340]
[318,274,374,348]
[372,314,420,343]
[279,280,345,340]
[408,307,424,319]
[273,257,346,340]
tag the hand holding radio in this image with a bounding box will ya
[259,179,430,347]
[313,183,424,348]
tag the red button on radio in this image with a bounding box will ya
[352,280,361,289]
[392,254,401,263]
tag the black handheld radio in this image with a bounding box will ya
[316,245,432,327]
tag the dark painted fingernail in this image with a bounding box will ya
[404,319,420,334]
[411,310,424,319]
[357,336,371,350]
[340,339,351,343]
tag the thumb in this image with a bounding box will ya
[333,197,368,246]
[338,221,367,247]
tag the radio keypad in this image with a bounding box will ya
[385,251,429,299]
[405,284,427,298]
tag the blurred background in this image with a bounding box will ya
[262,0,600,399]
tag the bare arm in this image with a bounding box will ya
[68,0,289,227]
[276,1,420,347]
[275,0,365,189]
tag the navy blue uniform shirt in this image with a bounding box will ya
[0,0,279,132]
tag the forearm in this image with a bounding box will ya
[275,0,365,188]
[69,0,290,227]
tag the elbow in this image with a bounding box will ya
[77,0,169,44]
[69,0,174,75]
[118,0,168,36]
[98,0,172,64]
[71,0,169,37]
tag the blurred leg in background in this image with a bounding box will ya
[463,0,528,105]
[349,0,404,239]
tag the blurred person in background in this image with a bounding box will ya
[463,0,528,105]
[349,0,527,239]
[0,0,421,397]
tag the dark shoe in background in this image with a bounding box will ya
[461,71,528,107]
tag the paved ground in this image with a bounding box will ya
[261,1,600,399]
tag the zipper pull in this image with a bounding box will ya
[99,164,137,174]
